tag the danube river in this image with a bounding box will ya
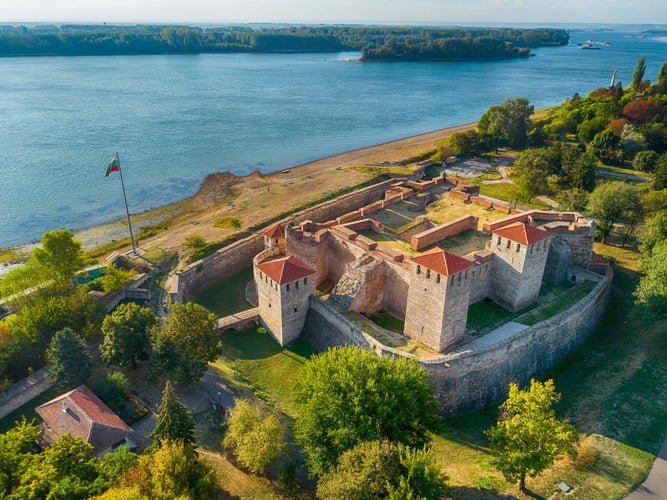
[0,26,665,247]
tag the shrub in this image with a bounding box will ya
[575,445,599,469]
[214,217,243,229]
[94,371,131,412]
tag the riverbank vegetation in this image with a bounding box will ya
[0,24,567,60]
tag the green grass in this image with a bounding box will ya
[195,267,253,318]
[466,300,517,335]
[519,280,597,326]
[211,326,318,416]
[369,312,405,333]
[0,384,66,433]
[214,216,243,229]
[479,183,551,210]
[358,230,417,255]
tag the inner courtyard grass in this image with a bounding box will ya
[195,267,253,317]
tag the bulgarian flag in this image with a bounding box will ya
[105,154,120,177]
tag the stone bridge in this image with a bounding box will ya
[216,308,259,332]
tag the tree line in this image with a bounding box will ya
[0,24,567,60]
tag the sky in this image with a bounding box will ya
[0,0,665,25]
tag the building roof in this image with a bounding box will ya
[493,222,551,245]
[36,385,132,454]
[256,255,315,284]
[262,223,286,239]
[411,247,473,276]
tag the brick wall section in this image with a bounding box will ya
[483,210,579,233]
[341,219,383,233]
[410,215,478,250]
[0,366,52,419]
[448,190,470,201]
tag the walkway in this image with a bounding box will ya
[625,438,667,499]
[449,322,529,355]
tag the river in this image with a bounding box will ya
[0,25,664,247]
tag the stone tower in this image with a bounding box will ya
[404,247,474,352]
[491,222,551,311]
[262,223,287,252]
[255,255,316,346]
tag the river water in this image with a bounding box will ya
[0,25,665,247]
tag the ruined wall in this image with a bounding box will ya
[0,366,52,420]
[410,215,478,250]
[329,255,385,314]
[326,236,364,284]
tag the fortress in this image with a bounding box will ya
[171,171,612,416]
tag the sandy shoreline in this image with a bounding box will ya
[3,121,477,258]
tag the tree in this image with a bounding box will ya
[100,302,157,369]
[486,379,578,493]
[149,302,221,384]
[635,239,667,319]
[317,440,447,500]
[47,327,91,387]
[510,148,551,202]
[149,380,195,449]
[587,181,643,245]
[562,152,597,192]
[633,150,659,173]
[631,56,647,92]
[653,152,667,191]
[620,124,647,159]
[293,346,439,476]
[223,399,288,475]
[93,371,131,412]
[478,97,534,149]
[588,129,619,162]
[32,229,84,289]
[0,418,41,496]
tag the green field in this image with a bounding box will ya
[195,267,253,317]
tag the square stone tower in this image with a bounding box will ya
[491,222,551,311]
[262,223,287,251]
[404,247,474,352]
[255,255,316,346]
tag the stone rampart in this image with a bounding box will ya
[172,179,396,302]
[0,366,52,419]
[410,215,477,250]
[301,267,612,417]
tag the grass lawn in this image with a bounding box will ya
[358,229,418,255]
[211,325,318,416]
[479,183,551,210]
[195,267,253,317]
[466,300,517,335]
[426,197,507,228]
[519,280,598,326]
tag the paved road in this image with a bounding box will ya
[625,438,667,499]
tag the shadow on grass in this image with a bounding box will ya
[446,486,517,499]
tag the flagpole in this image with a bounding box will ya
[116,153,138,256]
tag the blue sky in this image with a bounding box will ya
[1,0,666,25]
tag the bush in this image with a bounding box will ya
[214,217,243,229]
[94,371,131,412]
[575,445,599,469]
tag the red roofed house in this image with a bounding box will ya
[36,385,133,457]
[255,255,316,346]
[491,222,552,311]
[404,247,475,351]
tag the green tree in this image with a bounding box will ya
[486,379,578,493]
[149,380,195,449]
[562,152,597,192]
[223,399,288,475]
[100,302,157,369]
[93,371,131,412]
[510,148,552,202]
[317,440,447,500]
[32,229,84,289]
[631,56,647,92]
[183,235,207,252]
[587,181,642,244]
[47,327,91,387]
[636,239,667,318]
[653,152,667,191]
[294,346,439,477]
[99,264,135,294]
[0,418,41,496]
[633,150,659,173]
[478,97,534,149]
[149,302,221,384]
[588,129,619,162]
[620,124,647,159]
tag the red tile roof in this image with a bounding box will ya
[36,385,131,455]
[411,247,473,276]
[493,222,551,245]
[257,255,315,284]
[262,223,286,239]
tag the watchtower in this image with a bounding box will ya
[404,247,474,352]
[491,222,551,311]
[262,223,287,252]
[255,255,316,346]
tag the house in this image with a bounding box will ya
[36,384,133,456]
